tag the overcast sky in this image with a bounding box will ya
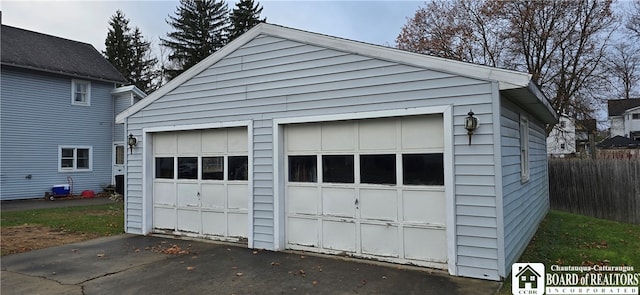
[0,1,423,53]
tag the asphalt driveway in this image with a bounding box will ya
[1,234,501,294]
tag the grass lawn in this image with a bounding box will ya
[497,210,640,294]
[1,203,124,235]
[1,203,124,255]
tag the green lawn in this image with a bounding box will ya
[497,210,640,294]
[1,203,124,236]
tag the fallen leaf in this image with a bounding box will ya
[134,249,141,253]
[71,249,78,252]
[312,281,317,285]
[270,262,280,266]
[97,253,105,257]
[187,266,195,271]
[299,269,306,275]
[253,251,258,254]
[382,276,387,279]
[236,272,243,276]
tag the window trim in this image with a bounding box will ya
[58,146,93,172]
[71,79,91,106]
[519,115,530,182]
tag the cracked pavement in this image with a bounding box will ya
[1,234,500,294]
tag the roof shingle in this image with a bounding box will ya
[607,98,640,117]
[1,25,126,83]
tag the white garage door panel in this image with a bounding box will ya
[201,184,225,209]
[177,183,199,207]
[202,211,226,236]
[288,218,319,247]
[154,207,176,230]
[228,213,248,237]
[154,182,176,206]
[178,131,201,154]
[401,115,444,149]
[359,189,398,221]
[404,227,447,262]
[177,209,200,233]
[403,190,446,224]
[322,220,356,252]
[361,224,399,257]
[287,186,318,215]
[322,187,355,218]
[285,115,447,269]
[228,184,248,210]
[153,127,248,242]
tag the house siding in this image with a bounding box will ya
[113,94,131,143]
[500,96,550,277]
[0,66,115,200]
[124,35,501,276]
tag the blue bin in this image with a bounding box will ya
[52,184,70,195]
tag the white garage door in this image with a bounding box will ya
[285,115,447,268]
[153,127,249,241]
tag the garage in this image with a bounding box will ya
[152,127,249,241]
[284,114,448,268]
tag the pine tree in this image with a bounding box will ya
[229,0,266,41]
[130,27,158,93]
[161,0,230,79]
[104,10,132,82]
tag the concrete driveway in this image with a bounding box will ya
[1,235,501,294]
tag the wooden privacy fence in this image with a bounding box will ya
[548,159,640,225]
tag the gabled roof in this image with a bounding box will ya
[515,265,541,278]
[608,98,640,117]
[117,23,556,123]
[1,25,126,84]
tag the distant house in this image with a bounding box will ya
[116,23,557,281]
[0,25,145,200]
[547,114,576,157]
[608,98,640,141]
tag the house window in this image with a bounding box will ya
[402,153,444,185]
[520,115,530,182]
[360,154,396,185]
[632,113,640,120]
[59,146,92,171]
[228,156,248,181]
[560,143,565,150]
[71,80,91,105]
[289,155,317,182]
[115,146,125,165]
[322,155,354,183]
[560,121,566,128]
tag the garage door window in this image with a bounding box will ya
[322,155,354,183]
[402,153,444,185]
[360,154,396,185]
[289,155,317,182]
[228,156,248,181]
[178,157,198,179]
[202,157,223,180]
[155,157,174,179]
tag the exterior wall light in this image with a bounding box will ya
[128,133,137,154]
[465,110,479,145]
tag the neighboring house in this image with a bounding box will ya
[608,98,640,141]
[0,25,145,200]
[116,24,557,281]
[547,114,576,157]
[575,119,596,157]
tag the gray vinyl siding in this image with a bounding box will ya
[500,96,550,276]
[113,95,130,142]
[0,67,114,200]
[124,35,500,275]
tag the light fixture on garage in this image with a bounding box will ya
[465,110,479,145]
[128,133,137,154]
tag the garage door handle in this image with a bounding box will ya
[354,198,358,205]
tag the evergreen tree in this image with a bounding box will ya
[229,0,266,41]
[130,27,158,93]
[161,0,230,79]
[104,10,132,82]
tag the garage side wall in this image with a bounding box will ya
[124,35,502,277]
[500,96,550,277]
